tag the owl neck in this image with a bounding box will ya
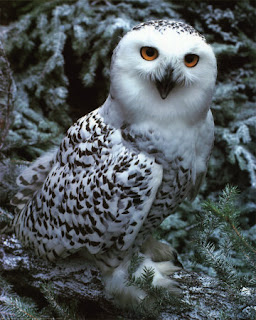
[100,94,209,133]
[120,119,197,166]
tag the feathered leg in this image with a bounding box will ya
[100,245,181,309]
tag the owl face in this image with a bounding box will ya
[110,20,217,125]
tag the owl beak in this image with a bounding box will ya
[155,67,175,99]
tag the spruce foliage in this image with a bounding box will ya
[0,276,79,320]
[40,283,78,320]
[194,185,256,285]
[0,40,15,151]
[126,254,189,319]
[191,186,256,319]
[0,276,43,319]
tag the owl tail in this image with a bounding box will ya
[10,149,58,215]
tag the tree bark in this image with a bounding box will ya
[0,233,252,320]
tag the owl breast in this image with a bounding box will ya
[148,156,192,228]
[121,122,195,231]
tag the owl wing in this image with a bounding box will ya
[13,110,163,261]
[11,149,57,214]
[188,110,214,200]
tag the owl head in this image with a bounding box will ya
[108,20,217,126]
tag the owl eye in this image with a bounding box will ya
[140,47,158,61]
[184,54,199,67]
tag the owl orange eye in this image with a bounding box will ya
[140,47,158,61]
[184,54,199,67]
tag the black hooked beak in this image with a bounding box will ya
[155,66,176,100]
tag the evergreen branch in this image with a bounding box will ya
[198,241,238,285]
[196,185,256,288]
[0,296,40,320]
[203,185,256,258]
[0,275,45,319]
[126,257,189,318]
[0,40,15,151]
[231,223,256,256]
[140,267,155,286]
[127,253,145,278]
[40,283,77,320]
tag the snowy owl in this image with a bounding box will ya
[11,20,217,308]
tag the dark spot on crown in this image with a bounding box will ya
[132,20,205,41]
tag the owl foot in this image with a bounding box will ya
[103,255,181,310]
[141,236,183,268]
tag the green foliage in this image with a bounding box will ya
[127,253,145,276]
[0,275,79,320]
[194,186,256,286]
[126,254,189,319]
[0,276,44,320]
[2,0,183,160]
[201,2,256,197]
[40,283,78,320]
[0,40,15,151]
